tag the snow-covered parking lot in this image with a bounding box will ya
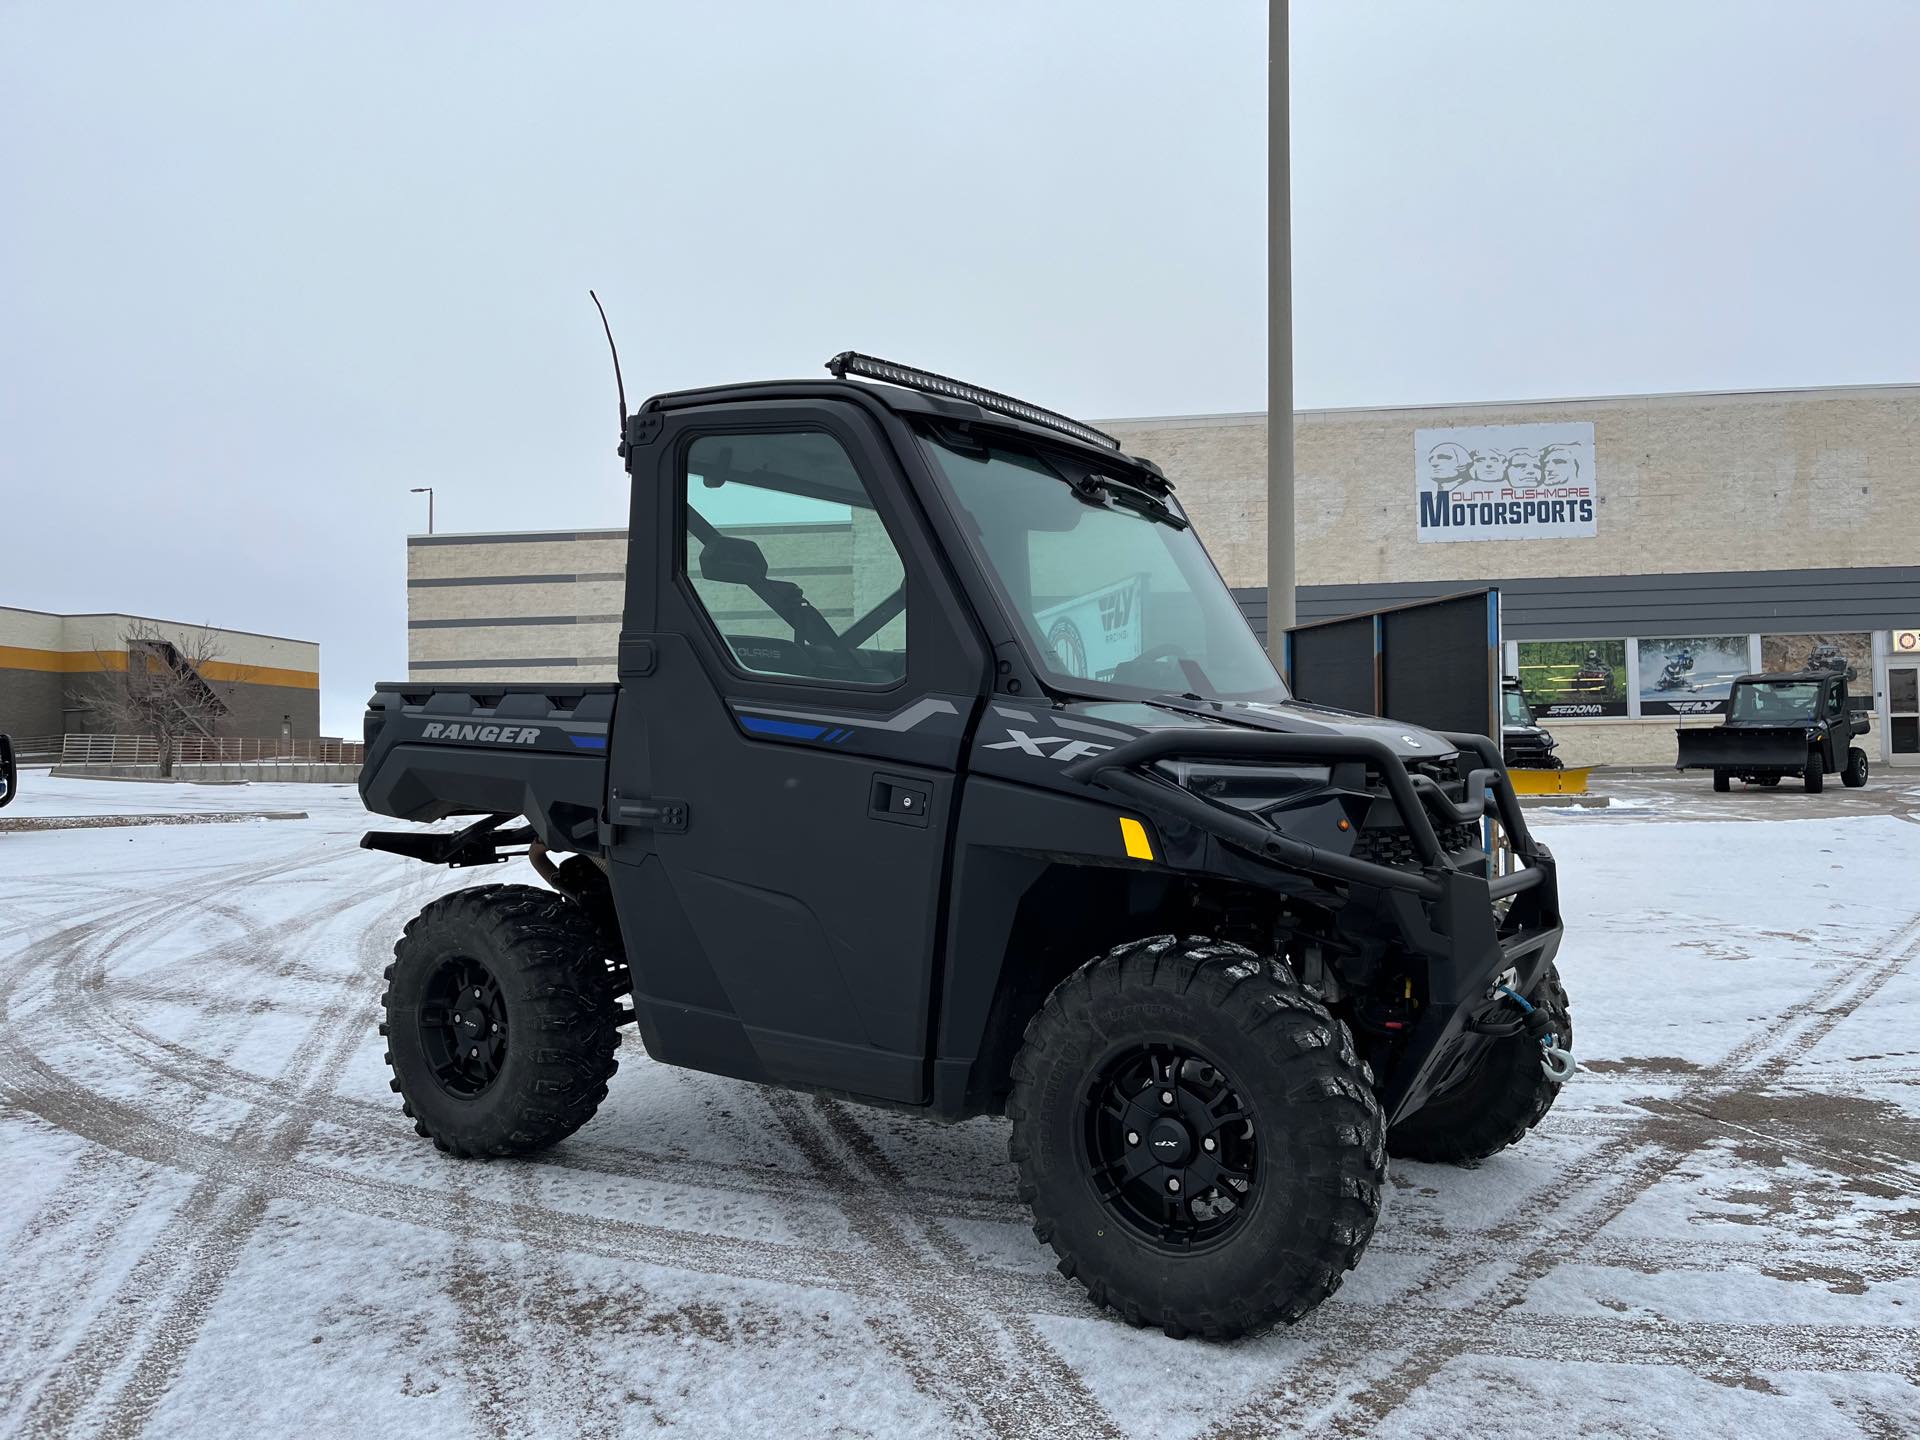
[3,772,1918,1439]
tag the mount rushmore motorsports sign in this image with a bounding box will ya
[1415,420,1597,543]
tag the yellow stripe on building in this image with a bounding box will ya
[0,645,319,691]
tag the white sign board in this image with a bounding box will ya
[1415,420,1596,543]
[1036,574,1145,681]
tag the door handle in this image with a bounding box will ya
[869,775,930,828]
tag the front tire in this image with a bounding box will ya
[1712,769,1730,793]
[1387,966,1571,1165]
[1008,936,1385,1340]
[1804,753,1825,793]
[381,885,621,1157]
[1843,747,1869,788]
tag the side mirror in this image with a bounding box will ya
[0,733,15,810]
[698,534,770,586]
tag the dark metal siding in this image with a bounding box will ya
[1236,564,1920,644]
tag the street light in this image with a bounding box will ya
[1267,1,1294,660]
[410,487,435,534]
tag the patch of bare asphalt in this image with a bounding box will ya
[0,811,307,832]
[1580,1056,1705,1075]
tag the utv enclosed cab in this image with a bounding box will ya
[1500,678,1561,769]
[360,353,1572,1339]
[1675,671,1870,792]
[0,733,15,809]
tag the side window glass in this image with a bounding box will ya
[683,431,908,685]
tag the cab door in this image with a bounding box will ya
[606,402,987,1103]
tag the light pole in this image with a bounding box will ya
[1267,2,1295,665]
[410,487,435,535]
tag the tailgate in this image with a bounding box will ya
[1675,726,1807,770]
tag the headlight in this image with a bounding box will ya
[1806,727,1822,741]
[1157,760,1332,814]
[1538,730,1554,746]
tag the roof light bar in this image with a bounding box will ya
[826,351,1122,452]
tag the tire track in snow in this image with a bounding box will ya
[759,1089,1119,1440]
[11,886,383,1434]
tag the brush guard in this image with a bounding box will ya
[1062,729,1563,1122]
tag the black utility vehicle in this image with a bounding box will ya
[0,733,16,810]
[1501,678,1561,769]
[360,355,1572,1338]
[1675,671,1870,793]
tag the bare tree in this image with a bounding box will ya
[90,622,250,776]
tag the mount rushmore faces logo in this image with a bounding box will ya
[1415,420,1597,543]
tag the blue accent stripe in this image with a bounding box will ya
[740,714,828,740]
[568,733,607,751]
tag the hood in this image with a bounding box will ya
[1064,696,1456,761]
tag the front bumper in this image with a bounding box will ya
[1063,729,1563,1125]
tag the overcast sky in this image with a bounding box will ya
[4,1,1916,735]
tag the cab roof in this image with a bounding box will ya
[638,370,1172,489]
[1732,671,1841,686]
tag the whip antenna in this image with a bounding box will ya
[589,289,628,432]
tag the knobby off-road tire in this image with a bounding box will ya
[1843,747,1869,788]
[1804,753,1825,794]
[381,884,621,1157]
[1386,965,1571,1166]
[1008,936,1385,1340]
[1712,769,1731,793]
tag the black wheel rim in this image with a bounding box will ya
[1082,1044,1259,1252]
[419,954,509,1098]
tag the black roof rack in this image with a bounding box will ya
[826,351,1122,453]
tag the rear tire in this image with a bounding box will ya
[1712,770,1730,793]
[381,885,620,1157]
[1008,936,1385,1340]
[1842,747,1869,788]
[1387,966,1571,1165]
[1804,753,1825,793]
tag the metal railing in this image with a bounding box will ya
[57,735,365,766]
[6,734,67,764]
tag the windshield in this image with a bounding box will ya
[1501,689,1533,726]
[1729,681,1819,722]
[920,429,1287,703]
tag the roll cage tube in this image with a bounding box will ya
[684,503,906,663]
[1062,729,1542,901]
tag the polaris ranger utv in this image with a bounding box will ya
[360,353,1572,1338]
[1676,671,1870,793]
[0,733,16,809]
[1501,677,1561,769]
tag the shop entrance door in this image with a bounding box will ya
[1889,663,1919,763]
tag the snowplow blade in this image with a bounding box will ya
[1674,727,1806,772]
[1509,765,1591,796]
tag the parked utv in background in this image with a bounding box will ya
[1501,677,1561,769]
[1675,671,1869,793]
[359,353,1573,1340]
[0,734,16,810]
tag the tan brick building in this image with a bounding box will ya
[0,607,322,743]
[404,382,1920,767]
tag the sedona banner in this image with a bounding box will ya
[1414,420,1597,542]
